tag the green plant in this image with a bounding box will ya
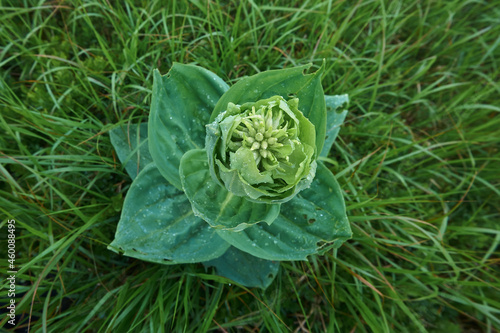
[108,62,351,289]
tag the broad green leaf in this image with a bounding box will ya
[179,149,280,231]
[203,246,280,290]
[215,161,351,261]
[149,64,229,189]
[109,163,230,264]
[209,62,327,155]
[320,94,349,157]
[110,122,152,179]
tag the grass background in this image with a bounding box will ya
[1,0,499,332]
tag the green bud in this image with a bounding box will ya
[206,95,317,203]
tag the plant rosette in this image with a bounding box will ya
[108,62,352,289]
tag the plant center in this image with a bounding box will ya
[228,102,297,171]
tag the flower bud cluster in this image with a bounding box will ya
[227,101,297,172]
[207,95,316,203]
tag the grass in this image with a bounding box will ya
[0,0,499,332]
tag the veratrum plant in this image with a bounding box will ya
[108,63,352,289]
